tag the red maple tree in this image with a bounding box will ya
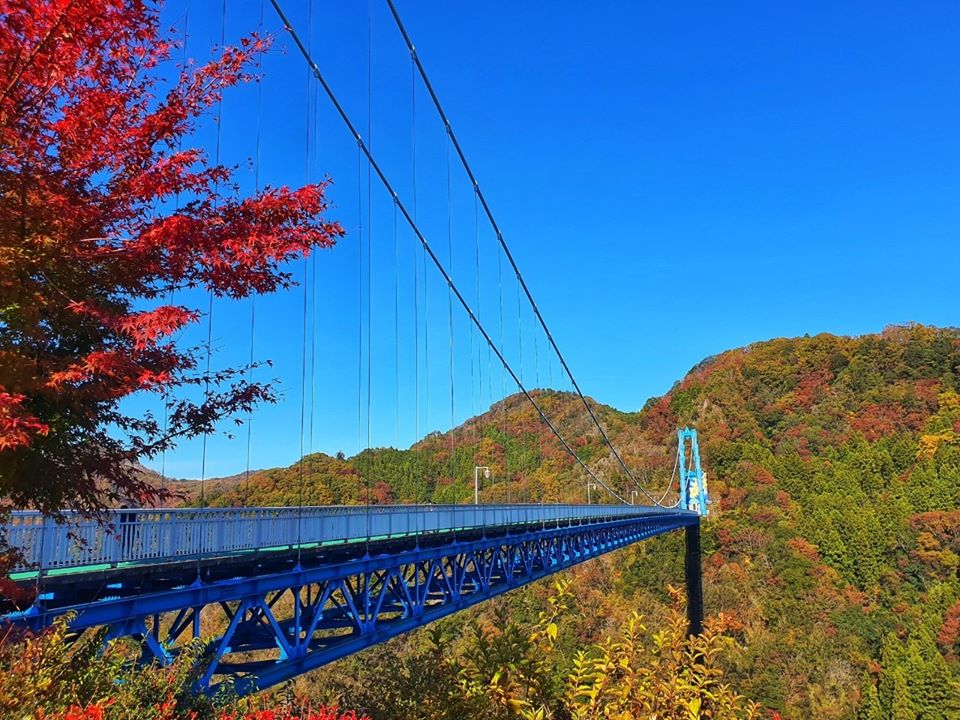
[0,0,343,516]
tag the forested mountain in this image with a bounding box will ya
[181,324,960,718]
[192,387,653,509]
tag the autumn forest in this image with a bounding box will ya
[182,324,960,719]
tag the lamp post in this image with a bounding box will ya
[587,482,597,504]
[474,466,491,505]
[630,490,638,505]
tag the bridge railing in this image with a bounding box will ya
[3,504,674,574]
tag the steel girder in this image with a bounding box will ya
[9,512,696,695]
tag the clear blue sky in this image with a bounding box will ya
[139,0,960,479]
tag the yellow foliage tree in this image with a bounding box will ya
[457,581,760,720]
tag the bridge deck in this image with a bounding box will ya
[5,503,678,576]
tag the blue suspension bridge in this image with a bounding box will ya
[2,0,711,696]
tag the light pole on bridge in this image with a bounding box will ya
[586,482,597,504]
[474,466,491,505]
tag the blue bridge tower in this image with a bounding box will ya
[677,426,708,636]
[678,427,709,517]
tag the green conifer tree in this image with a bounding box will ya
[857,677,883,720]
[880,633,906,717]
[891,668,917,720]
[914,651,958,720]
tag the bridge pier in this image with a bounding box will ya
[684,521,704,637]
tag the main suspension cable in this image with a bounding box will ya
[269,0,629,504]
[383,0,659,505]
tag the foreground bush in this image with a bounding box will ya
[54,707,364,720]
[311,580,760,720]
[0,580,758,719]
[457,581,761,720]
[0,617,367,720]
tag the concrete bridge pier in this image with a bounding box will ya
[685,521,704,637]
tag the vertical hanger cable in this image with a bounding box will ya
[296,0,315,561]
[365,0,374,549]
[472,186,481,494]
[244,0,264,512]
[446,132,455,507]
[200,0,227,516]
[498,241,506,504]
[516,273,523,501]
[161,9,189,507]
[411,53,420,506]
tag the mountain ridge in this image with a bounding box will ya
[170,323,960,717]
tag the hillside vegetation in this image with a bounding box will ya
[183,324,960,718]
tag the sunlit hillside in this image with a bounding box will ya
[178,324,960,718]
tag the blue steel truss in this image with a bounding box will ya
[7,508,697,695]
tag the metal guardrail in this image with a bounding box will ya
[3,504,676,573]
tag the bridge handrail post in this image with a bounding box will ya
[38,514,53,572]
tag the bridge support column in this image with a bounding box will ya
[684,521,704,638]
